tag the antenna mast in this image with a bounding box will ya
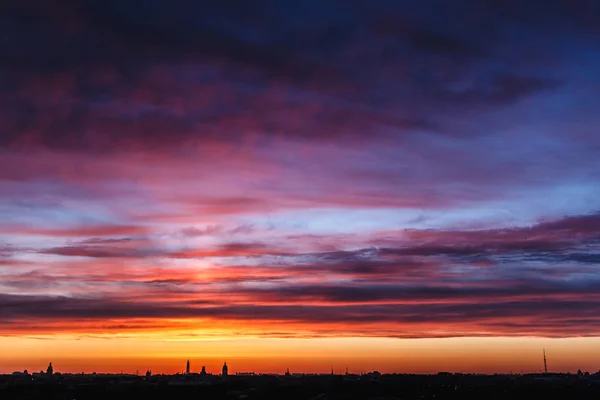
[543,349,548,373]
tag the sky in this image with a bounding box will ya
[1,0,600,374]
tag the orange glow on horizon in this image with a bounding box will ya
[2,336,600,375]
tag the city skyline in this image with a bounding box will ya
[3,353,583,376]
[2,337,600,375]
[2,0,600,375]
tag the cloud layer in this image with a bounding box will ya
[1,0,600,339]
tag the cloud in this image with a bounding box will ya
[0,0,578,154]
[169,242,275,259]
[241,280,600,304]
[1,224,151,237]
[1,1,600,341]
[180,225,223,237]
[36,235,158,259]
[0,213,598,337]
[3,292,600,338]
[377,213,600,259]
[0,245,17,258]
[536,213,600,233]
[39,246,141,259]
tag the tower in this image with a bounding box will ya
[46,362,53,376]
[186,359,190,374]
[543,349,548,373]
[201,366,207,375]
[222,361,228,377]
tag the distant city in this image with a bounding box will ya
[6,352,600,380]
[8,348,599,379]
[3,350,600,400]
[10,360,387,379]
[3,359,600,400]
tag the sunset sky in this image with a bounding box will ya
[1,0,600,375]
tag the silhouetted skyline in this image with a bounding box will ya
[8,348,599,377]
[5,368,600,400]
[1,0,600,374]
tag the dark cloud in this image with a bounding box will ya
[78,237,142,245]
[0,0,576,152]
[408,30,483,58]
[440,74,561,106]
[0,244,16,258]
[536,213,600,234]
[377,213,600,260]
[559,253,600,264]
[38,236,158,259]
[39,246,141,259]
[383,240,565,258]
[242,280,600,304]
[1,224,151,237]
[3,293,600,337]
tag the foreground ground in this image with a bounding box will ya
[2,372,600,400]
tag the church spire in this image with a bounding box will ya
[222,361,228,377]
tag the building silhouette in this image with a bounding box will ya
[46,362,53,376]
[200,366,207,375]
[222,362,228,377]
[186,359,190,374]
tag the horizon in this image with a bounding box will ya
[2,0,600,375]
[2,337,600,375]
